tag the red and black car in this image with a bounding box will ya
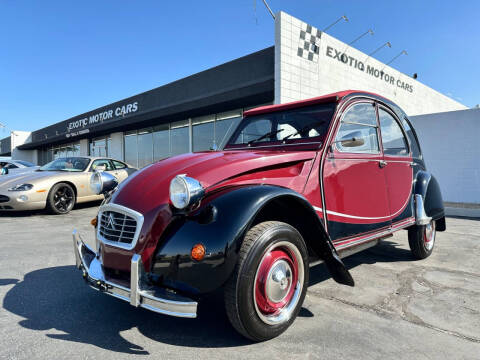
[73,90,445,341]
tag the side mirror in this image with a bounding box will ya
[94,165,106,172]
[90,171,118,195]
[339,131,365,148]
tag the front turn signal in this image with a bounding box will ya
[91,217,98,227]
[191,244,206,261]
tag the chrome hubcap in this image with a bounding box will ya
[424,220,436,251]
[253,241,304,325]
[266,260,293,303]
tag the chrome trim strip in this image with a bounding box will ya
[335,229,391,250]
[97,203,145,250]
[334,217,415,251]
[73,230,198,318]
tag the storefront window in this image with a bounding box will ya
[124,132,138,168]
[153,124,170,161]
[216,110,242,148]
[90,137,109,157]
[137,129,153,168]
[50,142,80,161]
[192,115,215,152]
[120,106,261,168]
[171,120,190,156]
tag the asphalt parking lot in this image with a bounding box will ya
[0,204,479,359]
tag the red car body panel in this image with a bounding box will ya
[102,90,417,273]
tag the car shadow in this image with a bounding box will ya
[2,239,412,354]
[309,239,415,286]
[0,200,102,218]
[2,266,250,355]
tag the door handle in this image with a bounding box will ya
[379,160,387,168]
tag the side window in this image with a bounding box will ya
[233,118,272,144]
[378,108,409,156]
[335,103,379,154]
[112,160,127,170]
[402,117,422,159]
[91,159,114,171]
[6,163,19,169]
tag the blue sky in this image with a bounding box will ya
[1,0,478,133]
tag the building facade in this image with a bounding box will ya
[3,11,469,176]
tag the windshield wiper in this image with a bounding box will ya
[247,129,284,146]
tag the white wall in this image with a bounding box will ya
[275,11,467,116]
[109,132,124,161]
[10,131,37,163]
[410,108,480,206]
[79,139,89,156]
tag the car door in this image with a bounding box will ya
[377,106,414,224]
[323,101,391,241]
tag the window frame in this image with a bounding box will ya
[89,159,114,172]
[333,100,381,155]
[112,160,128,170]
[376,105,411,157]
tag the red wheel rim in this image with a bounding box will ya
[423,220,436,251]
[254,245,299,317]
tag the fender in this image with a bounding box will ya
[149,185,354,297]
[414,170,446,231]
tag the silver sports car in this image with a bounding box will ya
[0,160,39,176]
[0,156,136,214]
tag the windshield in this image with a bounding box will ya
[15,160,35,167]
[225,103,336,149]
[39,157,90,172]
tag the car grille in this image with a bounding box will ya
[0,195,10,203]
[99,210,137,245]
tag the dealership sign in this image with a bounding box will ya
[325,46,414,93]
[66,101,139,137]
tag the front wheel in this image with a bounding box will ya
[47,183,76,215]
[224,221,309,341]
[408,219,436,259]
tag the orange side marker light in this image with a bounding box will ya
[191,244,206,261]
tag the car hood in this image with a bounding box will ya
[111,150,318,214]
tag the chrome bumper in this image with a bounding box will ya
[72,230,197,318]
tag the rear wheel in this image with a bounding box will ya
[408,219,436,259]
[224,221,309,341]
[47,183,76,215]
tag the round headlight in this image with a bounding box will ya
[90,172,102,195]
[90,171,119,195]
[169,175,204,209]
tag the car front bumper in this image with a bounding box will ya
[0,191,46,210]
[72,230,198,318]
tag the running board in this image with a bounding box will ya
[309,234,393,267]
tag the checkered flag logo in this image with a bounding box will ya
[297,24,321,62]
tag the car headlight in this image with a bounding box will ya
[8,184,34,191]
[90,172,102,194]
[90,171,118,195]
[169,174,204,210]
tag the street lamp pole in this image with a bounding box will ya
[386,50,408,66]
[365,41,391,62]
[323,15,348,32]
